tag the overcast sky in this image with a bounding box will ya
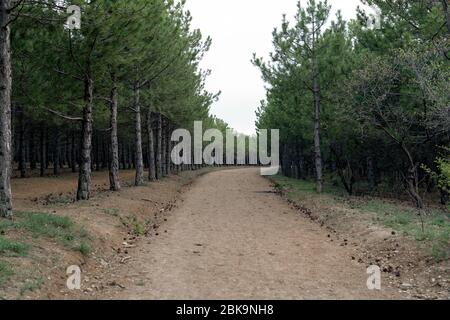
[185,0,369,135]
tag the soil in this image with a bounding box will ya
[91,168,400,299]
[3,167,447,299]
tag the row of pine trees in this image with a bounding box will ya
[0,0,227,218]
[254,0,449,208]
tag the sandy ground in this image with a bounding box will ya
[98,168,401,299]
[12,170,136,202]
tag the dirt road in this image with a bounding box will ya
[108,168,399,299]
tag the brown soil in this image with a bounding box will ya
[92,168,400,299]
[278,183,450,300]
[3,168,210,299]
[4,167,441,299]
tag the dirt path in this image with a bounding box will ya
[107,168,400,299]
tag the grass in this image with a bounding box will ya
[0,212,92,291]
[0,212,91,256]
[272,175,346,197]
[19,277,44,296]
[43,194,73,207]
[103,208,120,217]
[0,261,14,286]
[269,174,450,262]
[120,214,146,236]
[0,237,29,257]
[356,199,450,261]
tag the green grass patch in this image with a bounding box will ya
[0,261,14,286]
[19,277,44,296]
[43,194,73,207]
[74,242,91,256]
[0,237,29,257]
[103,208,120,217]
[120,214,146,236]
[269,174,450,262]
[1,212,91,254]
[348,199,449,262]
[270,175,346,197]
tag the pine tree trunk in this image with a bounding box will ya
[146,108,156,181]
[367,156,375,192]
[71,132,77,173]
[166,124,171,176]
[127,144,132,169]
[29,126,36,170]
[441,0,450,34]
[94,134,100,171]
[0,0,12,218]
[162,119,167,177]
[156,113,162,179]
[77,77,94,201]
[18,108,26,178]
[40,127,46,177]
[133,86,145,186]
[312,72,323,193]
[109,74,121,191]
[53,127,60,176]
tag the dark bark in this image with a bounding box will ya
[95,134,100,171]
[401,144,423,209]
[146,108,156,181]
[71,132,77,173]
[156,113,162,179]
[18,108,26,178]
[0,0,12,218]
[29,126,36,170]
[109,73,121,191]
[331,144,355,195]
[367,156,375,192]
[442,0,450,34]
[161,118,167,176]
[127,144,132,169]
[40,127,46,177]
[311,11,323,194]
[53,127,60,176]
[167,125,172,175]
[133,86,145,186]
[312,70,323,193]
[77,77,94,201]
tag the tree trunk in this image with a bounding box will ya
[109,73,120,191]
[95,134,100,171]
[71,132,77,173]
[441,0,450,34]
[311,11,323,194]
[401,144,423,209]
[40,127,46,177]
[53,127,60,176]
[133,86,145,186]
[166,124,171,176]
[156,113,162,179]
[0,0,12,218]
[77,77,94,201]
[18,108,26,178]
[312,76,323,193]
[29,126,36,170]
[367,156,376,192]
[146,108,156,181]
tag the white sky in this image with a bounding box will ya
[185,0,369,135]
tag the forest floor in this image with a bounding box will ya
[0,167,448,299]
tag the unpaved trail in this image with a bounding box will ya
[112,168,400,299]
